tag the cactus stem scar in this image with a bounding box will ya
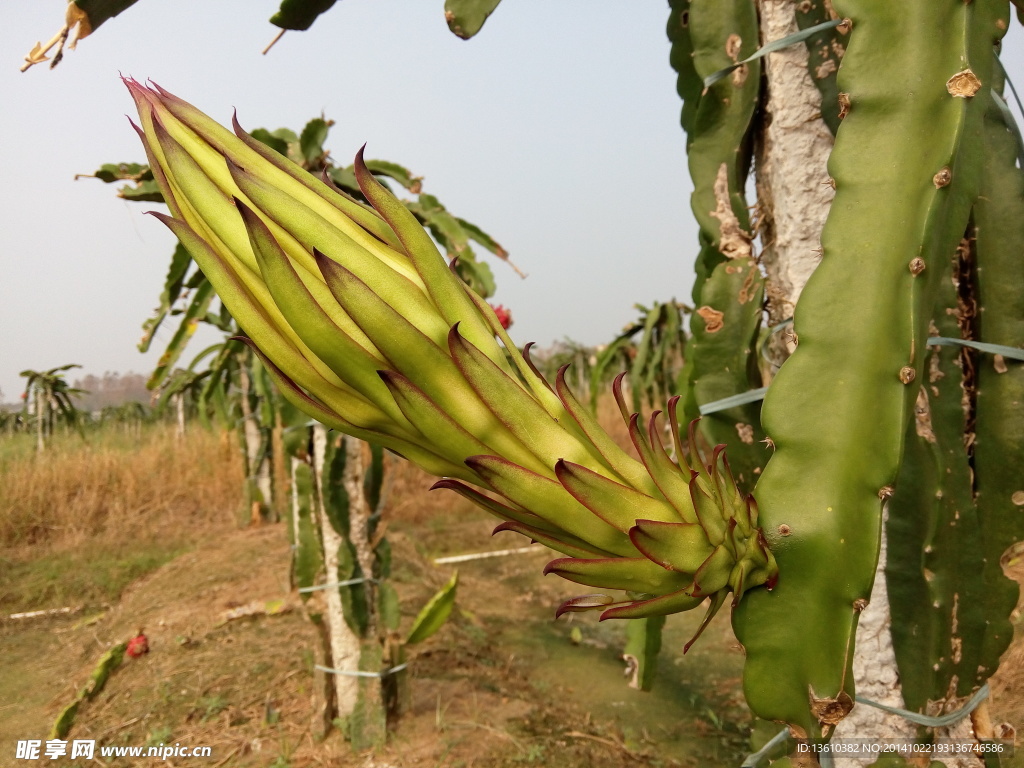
[899,366,917,384]
[709,164,753,260]
[809,690,855,726]
[909,257,926,275]
[837,92,851,119]
[933,167,952,188]
[946,69,982,98]
[696,305,725,333]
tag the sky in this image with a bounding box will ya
[3,4,1024,405]
[0,1,695,403]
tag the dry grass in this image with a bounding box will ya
[0,424,242,548]
[0,424,243,612]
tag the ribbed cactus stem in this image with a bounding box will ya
[674,0,768,488]
[732,0,1002,737]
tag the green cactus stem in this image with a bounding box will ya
[671,0,767,487]
[732,0,1003,737]
[794,0,848,136]
[885,238,987,713]
[972,52,1024,683]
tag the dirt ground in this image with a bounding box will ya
[1,468,1022,768]
[1,491,756,768]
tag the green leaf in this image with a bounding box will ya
[364,442,385,514]
[49,701,80,741]
[73,0,141,33]
[84,642,127,699]
[455,216,507,257]
[146,280,216,390]
[590,330,639,409]
[702,19,843,88]
[444,0,503,39]
[248,128,290,158]
[88,162,151,183]
[269,0,339,31]
[324,433,350,537]
[794,4,847,135]
[363,159,422,192]
[293,461,322,595]
[117,178,164,202]
[49,640,127,739]
[270,127,300,145]
[453,254,496,298]
[139,242,193,353]
[299,117,333,167]
[630,303,664,412]
[405,571,458,645]
[327,165,360,195]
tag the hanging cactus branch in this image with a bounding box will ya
[732,0,1006,737]
[124,78,778,646]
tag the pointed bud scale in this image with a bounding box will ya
[627,412,699,524]
[682,592,730,653]
[543,556,691,594]
[553,366,658,495]
[628,519,715,574]
[492,521,611,559]
[599,586,706,621]
[555,594,616,618]
[127,82,778,651]
[430,478,559,533]
[555,459,680,532]
[689,546,734,598]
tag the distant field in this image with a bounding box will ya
[0,423,243,613]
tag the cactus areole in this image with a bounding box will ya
[124,79,778,651]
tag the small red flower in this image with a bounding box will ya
[489,304,513,330]
[126,633,149,658]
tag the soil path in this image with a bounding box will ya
[3,507,1021,768]
[2,510,754,767]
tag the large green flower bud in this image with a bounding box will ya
[125,79,777,644]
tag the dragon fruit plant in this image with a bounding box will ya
[123,79,778,651]
[104,0,1024,758]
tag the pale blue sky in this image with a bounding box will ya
[0,1,695,402]
[3,3,1022,403]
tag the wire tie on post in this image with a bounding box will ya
[741,727,791,767]
[740,684,992,767]
[699,387,769,416]
[298,577,374,593]
[855,683,990,728]
[927,337,1024,362]
[315,663,408,679]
